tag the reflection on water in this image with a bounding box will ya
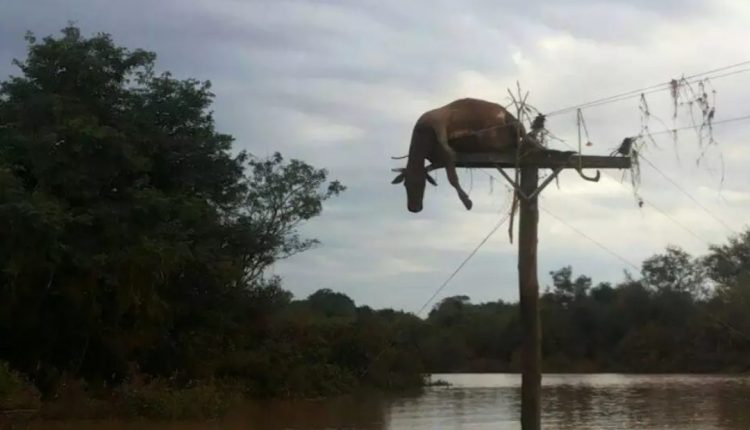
[22,374,750,429]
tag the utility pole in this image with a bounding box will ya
[455,150,631,430]
[518,165,541,430]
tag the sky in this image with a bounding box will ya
[2,0,749,313]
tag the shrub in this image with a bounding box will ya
[0,362,41,410]
[116,378,243,419]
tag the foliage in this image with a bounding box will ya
[416,235,750,374]
[0,24,349,405]
[0,361,41,410]
[115,378,243,420]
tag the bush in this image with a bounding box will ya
[116,378,243,419]
[39,376,113,419]
[0,362,41,410]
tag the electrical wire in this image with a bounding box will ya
[546,60,750,116]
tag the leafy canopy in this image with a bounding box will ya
[0,25,343,387]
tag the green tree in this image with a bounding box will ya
[547,266,592,305]
[0,25,343,392]
[641,246,705,297]
[306,289,357,318]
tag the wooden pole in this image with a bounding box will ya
[447,150,631,429]
[518,165,541,430]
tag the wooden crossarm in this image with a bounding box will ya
[453,150,631,170]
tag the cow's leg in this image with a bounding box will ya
[436,127,472,210]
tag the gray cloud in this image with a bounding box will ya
[1,0,747,311]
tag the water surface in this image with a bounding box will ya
[24,374,750,429]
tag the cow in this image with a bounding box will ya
[392,98,543,212]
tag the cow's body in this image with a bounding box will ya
[393,98,539,212]
[418,97,523,155]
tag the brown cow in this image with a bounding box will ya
[392,98,542,212]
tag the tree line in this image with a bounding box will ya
[422,239,750,373]
[1,26,749,416]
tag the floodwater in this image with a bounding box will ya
[19,374,750,429]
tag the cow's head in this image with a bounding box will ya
[391,167,437,213]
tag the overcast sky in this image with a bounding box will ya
[2,0,749,313]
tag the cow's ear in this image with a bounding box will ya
[392,173,405,184]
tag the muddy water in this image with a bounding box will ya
[21,374,750,429]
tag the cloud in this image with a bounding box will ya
[2,0,748,311]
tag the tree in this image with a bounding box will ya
[0,25,343,390]
[704,231,750,293]
[547,266,592,305]
[305,289,356,318]
[641,246,705,297]
[231,155,344,286]
[429,295,471,325]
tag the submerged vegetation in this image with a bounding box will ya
[1,26,749,420]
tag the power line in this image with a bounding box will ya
[540,203,750,342]
[547,83,666,117]
[540,203,639,271]
[480,170,701,261]
[486,154,727,252]
[547,61,750,115]
[637,194,715,244]
[612,174,715,244]
[639,154,737,235]
[480,157,749,343]
[478,124,745,264]
[594,167,745,271]
[383,167,749,374]
[415,209,512,316]
[485,170,736,293]
[432,86,750,147]
[482,172,640,270]
[550,135,732,243]
[362,208,511,377]
[483,167,710,247]
[432,62,750,143]
[546,60,750,116]
[681,60,750,82]
[451,79,750,141]
[646,113,750,137]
